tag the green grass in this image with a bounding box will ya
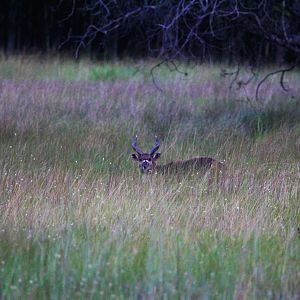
[1,230,298,299]
[0,56,299,299]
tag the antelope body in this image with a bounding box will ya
[131,136,225,180]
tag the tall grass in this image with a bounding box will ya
[0,56,299,299]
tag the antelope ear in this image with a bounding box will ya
[152,153,161,160]
[131,153,139,161]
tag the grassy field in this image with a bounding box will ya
[0,55,299,299]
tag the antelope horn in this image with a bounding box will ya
[150,136,160,155]
[132,135,143,155]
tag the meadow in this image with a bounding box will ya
[0,55,299,299]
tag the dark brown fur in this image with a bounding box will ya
[154,157,223,174]
[131,137,226,185]
[154,157,226,186]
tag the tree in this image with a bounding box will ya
[59,0,300,98]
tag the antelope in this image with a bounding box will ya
[131,136,225,183]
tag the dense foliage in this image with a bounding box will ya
[1,0,300,63]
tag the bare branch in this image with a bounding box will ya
[256,59,300,101]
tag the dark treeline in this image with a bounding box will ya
[1,0,299,64]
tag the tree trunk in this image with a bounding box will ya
[6,0,18,52]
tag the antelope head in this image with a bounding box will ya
[131,136,161,174]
